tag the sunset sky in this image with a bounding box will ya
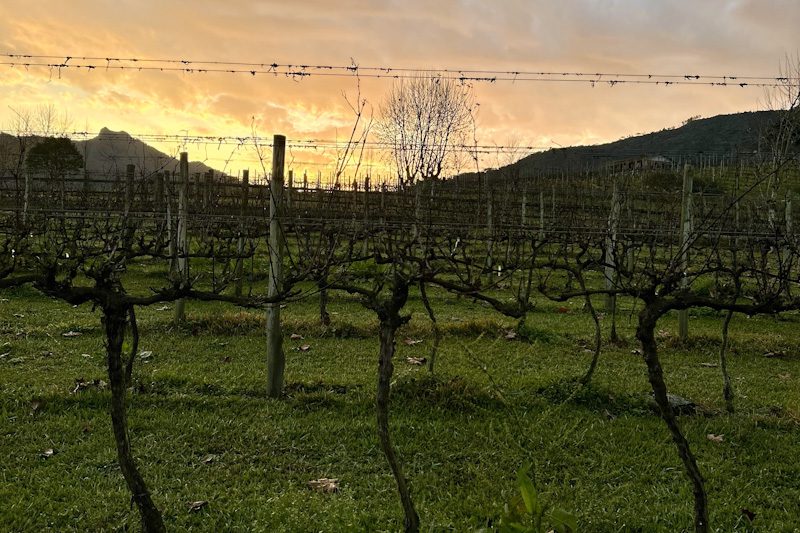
[0,0,798,178]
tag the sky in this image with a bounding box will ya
[0,0,798,178]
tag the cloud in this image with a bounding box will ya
[0,0,795,175]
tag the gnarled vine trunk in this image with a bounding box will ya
[103,307,165,533]
[637,305,708,533]
[374,277,420,533]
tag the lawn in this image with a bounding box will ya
[1,275,799,531]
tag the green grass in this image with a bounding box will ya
[2,274,800,532]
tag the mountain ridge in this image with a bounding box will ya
[491,110,779,176]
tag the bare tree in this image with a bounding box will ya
[377,75,476,186]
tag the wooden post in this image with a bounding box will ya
[538,190,545,242]
[287,169,294,212]
[678,164,693,342]
[175,154,189,324]
[193,172,201,206]
[605,178,621,313]
[205,170,214,209]
[235,169,249,297]
[125,164,135,217]
[486,187,494,270]
[266,135,286,398]
[165,172,176,273]
[155,172,164,212]
[122,164,136,249]
[22,167,30,225]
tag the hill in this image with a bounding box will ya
[0,128,219,179]
[75,128,217,177]
[492,110,780,176]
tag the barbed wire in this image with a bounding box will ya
[0,129,556,153]
[2,54,799,87]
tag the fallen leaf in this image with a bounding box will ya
[290,333,304,340]
[740,508,756,522]
[295,344,311,352]
[201,454,216,465]
[155,305,171,311]
[699,362,718,368]
[707,433,724,443]
[138,351,153,360]
[631,349,642,356]
[504,330,517,340]
[80,353,92,358]
[556,306,569,314]
[72,378,107,394]
[40,351,54,358]
[187,500,208,512]
[405,356,427,366]
[0,352,10,359]
[763,350,786,358]
[40,448,55,458]
[307,478,339,493]
[403,338,423,346]
[13,313,24,318]
[62,331,82,338]
[778,373,791,381]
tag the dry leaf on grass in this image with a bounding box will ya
[72,378,107,394]
[155,305,171,311]
[294,344,311,352]
[763,350,786,358]
[504,330,518,340]
[707,433,724,443]
[40,448,55,458]
[290,333,304,340]
[405,356,427,366]
[699,362,718,368]
[201,454,216,465]
[307,478,339,493]
[62,331,82,338]
[403,338,423,346]
[778,373,791,381]
[187,500,208,512]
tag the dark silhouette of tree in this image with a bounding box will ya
[378,75,476,186]
[26,137,84,180]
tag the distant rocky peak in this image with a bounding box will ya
[97,127,131,139]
